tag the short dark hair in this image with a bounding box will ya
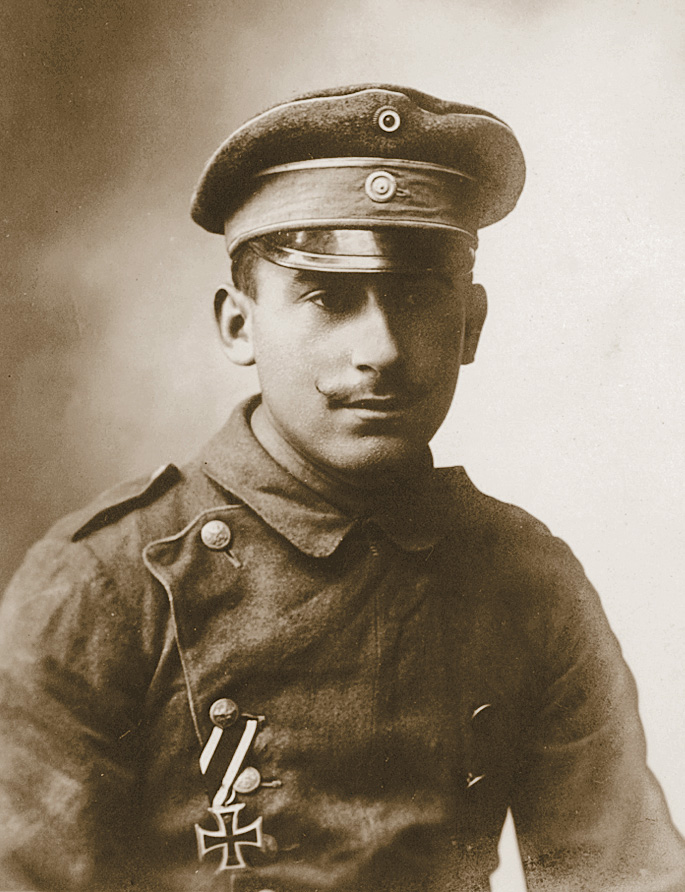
[231,242,260,299]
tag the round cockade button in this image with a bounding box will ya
[209,697,240,729]
[376,106,401,133]
[234,765,262,794]
[200,519,232,550]
[364,170,397,203]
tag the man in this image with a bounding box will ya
[0,84,683,892]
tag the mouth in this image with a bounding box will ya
[335,395,412,418]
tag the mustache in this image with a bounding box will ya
[315,377,423,405]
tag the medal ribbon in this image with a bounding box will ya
[199,718,259,807]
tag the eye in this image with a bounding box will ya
[394,284,431,310]
[398,289,420,308]
[305,289,353,315]
[397,276,454,309]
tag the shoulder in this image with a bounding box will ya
[435,470,631,713]
[436,465,573,569]
[66,462,183,542]
[436,466,607,647]
[40,457,238,563]
[1,459,237,656]
[49,461,190,548]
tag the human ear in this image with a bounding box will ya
[461,283,487,365]
[215,283,256,366]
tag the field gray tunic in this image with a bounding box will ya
[1,398,683,891]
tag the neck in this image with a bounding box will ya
[249,401,432,515]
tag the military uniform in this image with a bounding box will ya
[2,84,685,890]
[1,397,683,891]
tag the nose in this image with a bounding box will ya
[350,288,401,373]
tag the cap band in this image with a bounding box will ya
[223,157,478,256]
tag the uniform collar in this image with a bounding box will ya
[200,396,461,558]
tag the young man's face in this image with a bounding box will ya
[223,253,485,480]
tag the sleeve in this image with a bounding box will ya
[510,535,685,892]
[0,534,162,891]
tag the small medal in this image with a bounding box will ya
[195,794,264,871]
[195,699,267,874]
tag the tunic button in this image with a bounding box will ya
[209,698,239,728]
[234,766,262,794]
[261,834,279,858]
[200,519,232,550]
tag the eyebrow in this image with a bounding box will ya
[291,269,325,285]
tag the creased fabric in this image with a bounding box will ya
[0,398,683,891]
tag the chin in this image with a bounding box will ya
[323,434,427,477]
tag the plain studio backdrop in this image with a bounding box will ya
[1,1,683,887]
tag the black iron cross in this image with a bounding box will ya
[195,803,264,871]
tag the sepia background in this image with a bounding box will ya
[2,0,684,884]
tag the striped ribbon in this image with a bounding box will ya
[199,718,259,808]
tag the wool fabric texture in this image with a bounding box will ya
[190,84,526,239]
